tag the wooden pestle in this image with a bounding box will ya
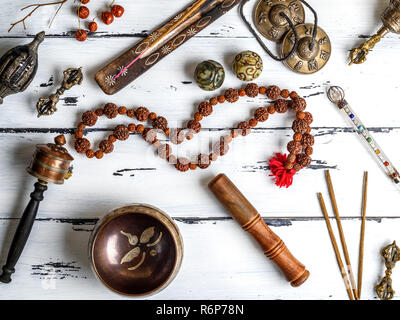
[208,174,310,287]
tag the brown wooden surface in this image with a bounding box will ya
[208,173,309,287]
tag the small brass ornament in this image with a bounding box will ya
[376,241,400,300]
[349,0,400,65]
[281,23,331,74]
[254,0,305,42]
[36,67,83,117]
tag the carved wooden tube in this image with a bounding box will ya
[208,173,309,287]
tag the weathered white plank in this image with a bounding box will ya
[0,130,399,220]
[0,217,397,300]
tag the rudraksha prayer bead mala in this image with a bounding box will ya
[73,83,315,188]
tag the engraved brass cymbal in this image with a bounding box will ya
[280,23,331,74]
[254,0,305,42]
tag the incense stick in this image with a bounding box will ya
[357,171,368,299]
[114,0,209,80]
[324,170,359,300]
[318,193,354,300]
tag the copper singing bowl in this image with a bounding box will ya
[89,204,183,297]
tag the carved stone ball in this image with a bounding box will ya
[287,141,302,154]
[292,119,308,134]
[82,111,98,126]
[99,140,114,154]
[197,153,210,169]
[198,101,213,116]
[224,88,239,103]
[254,107,269,122]
[135,106,150,122]
[233,50,263,81]
[290,97,307,112]
[297,153,312,167]
[213,140,229,156]
[187,120,201,133]
[142,128,157,143]
[103,103,118,119]
[274,99,288,113]
[175,157,190,172]
[113,125,130,141]
[75,138,91,153]
[152,116,168,131]
[301,133,314,147]
[194,60,225,91]
[245,83,259,97]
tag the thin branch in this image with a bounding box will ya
[9,0,68,32]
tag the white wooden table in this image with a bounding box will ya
[0,0,399,300]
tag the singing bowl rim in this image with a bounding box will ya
[88,203,184,297]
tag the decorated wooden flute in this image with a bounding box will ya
[95,0,240,95]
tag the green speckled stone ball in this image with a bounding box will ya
[194,60,225,91]
[233,51,263,81]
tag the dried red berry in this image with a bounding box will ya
[111,5,124,18]
[102,11,114,25]
[75,29,87,41]
[88,21,97,32]
[78,6,90,19]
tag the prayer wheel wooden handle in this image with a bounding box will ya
[208,173,309,287]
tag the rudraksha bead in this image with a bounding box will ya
[217,95,225,103]
[266,85,280,100]
[77,123,86,132]
[95,108,103,117]
[304,112,313,125]
[198,101,213,116]
[128,123,136,132]
[245,83,259,98]
[113,125,130,140]
[194,112,203,121]
[118,106,127,115]
[254,107,269,122]
[75,138,90,153]
[239,88,246,96]
[287,141,302,154]
[187,120,201,133]
[169,128,185,145]
[259,86,267,94]
[86,149,95,158]
[103,103,118,119]
[99,140,114,154]
[157,144,171,159]
[237,121,251,136]
[152,116,168,131]
[290,97,306,112]
[305,146,313,156]
[142,128,157,143]
[267,105,275,114]
[135,106,150,121]
[82,111,98,126]
[301,133,314,147]
[249,118,258,127]
[297,153,312,167]
[292,119,308,134]
[296,111,305,119]
[95,150,103,159]
[209,97,218,106]
[274,99,288,113]
[293,132,302,142]
[281,89,290,98]
[197,153,210,169]
[224,88,239,103]
[287,153,296,163]
[127,109,135,118]
[293,163,301,171]
[149,112,157,121]
[175,157,190,172]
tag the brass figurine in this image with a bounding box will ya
[0,31,45,104]
[349,0,400,65]
[36,67,83,117]
[376,241,400,300]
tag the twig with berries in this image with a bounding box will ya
[9,0,68,32]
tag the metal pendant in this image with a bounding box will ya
[280,23,331,74]
[254,0,305,42]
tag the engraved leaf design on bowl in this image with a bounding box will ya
[120,246,140,264]
[140,226,155,244]
[120,230,138,246]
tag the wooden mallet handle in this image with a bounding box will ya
[208,174,309,287]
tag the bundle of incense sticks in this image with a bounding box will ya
[95,0,240,95]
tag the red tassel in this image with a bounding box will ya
[268,153,296,188]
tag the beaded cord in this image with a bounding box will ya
[73,83,314,175]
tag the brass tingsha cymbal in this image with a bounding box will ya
[281,23,331,74]
[254,0,305,42]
